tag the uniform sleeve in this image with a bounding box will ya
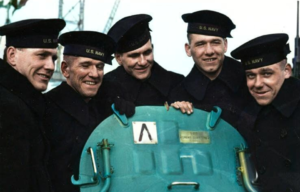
[95,79,129,117]
[0,100,31,192]
[279,123,300,191]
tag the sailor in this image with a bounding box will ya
[100,14,184,115]
[0,18,65,192]
[232,33,300,192]
[170,10,250,128]
[44,31,115,192]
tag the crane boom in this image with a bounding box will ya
[103,0,121,34]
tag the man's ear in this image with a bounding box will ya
[284,63,292,78]
[223,38,228,53]
[6,46,17,68]
[115,53,123,66]
[61,60,70,78]
[185,43,192,57]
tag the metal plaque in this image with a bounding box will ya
[179,130,210,144]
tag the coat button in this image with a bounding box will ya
[284,159,291,168]
[75,136,79,143]
[67,163,73,171]
[256,139,262,147]
[280,129,288,139]
[258,166,266,174]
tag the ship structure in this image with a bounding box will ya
[293,1,300,78]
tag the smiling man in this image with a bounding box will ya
[102,14,184,111]
[44,31,115,192]
[0,19,65,192]
[231,33,300,192]
[170,10,250,128]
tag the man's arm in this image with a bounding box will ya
[96,80,135,117]
[0,100,31,192]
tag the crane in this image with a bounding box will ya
[52,0,85,81]
[103,0,120,34]
[49,0,120,86]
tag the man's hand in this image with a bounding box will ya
[114,96,135,117]
[171,101,193,114]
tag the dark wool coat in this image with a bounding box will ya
[169,56,250,128]
[237,77,300,192]
[103,61,184,106]
[45,82,108,192]
[0,59,52,192]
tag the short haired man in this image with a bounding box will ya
[231,33,300,192]
[170,10,250,127]
[44,31,115,192]
[0,19,65,192]
[103,14,184,111]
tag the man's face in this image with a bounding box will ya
[116,40,154,80]
[13,48,57,91]
[62,56,104,101]
[245,61,291,106]
[185,34,227,80]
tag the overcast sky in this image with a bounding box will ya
[0,0,298,76]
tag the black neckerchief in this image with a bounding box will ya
[183,56,244,100]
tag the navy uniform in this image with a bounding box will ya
[0,19,65,192]
[45,31,115,192]
[103,14,184,107]
[232,34,300,192]
[169,10,250,127]
[104,63,184,106]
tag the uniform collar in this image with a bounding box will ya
[241,78,300,131]
[271,77,300,117]
[218,57,245,92]
[238,98,261,132]
[113,61,171,99]
[184,56,243,100]
[46,82,93,126]
[0,59,45,117]
[184,64,210,100]
[112,66,142,101]
[147,62,174,97]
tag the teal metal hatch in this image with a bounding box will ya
[72,106,254,192]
